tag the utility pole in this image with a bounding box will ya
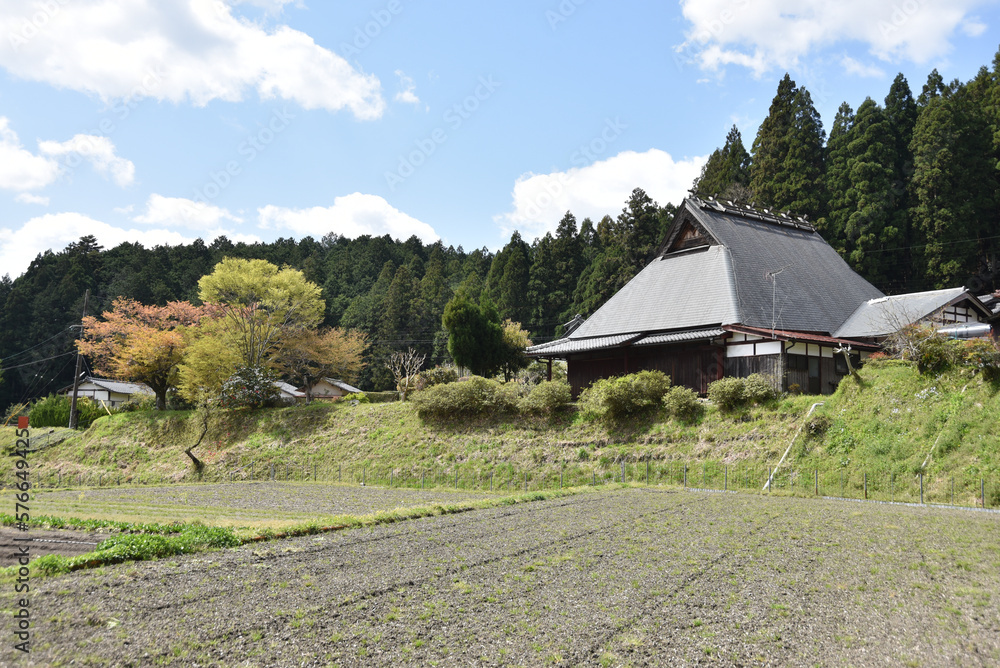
[69,289,89,429]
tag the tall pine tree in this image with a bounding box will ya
[692,125,751,200]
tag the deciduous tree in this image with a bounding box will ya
[274,327,368,402]
[78,297,214,410]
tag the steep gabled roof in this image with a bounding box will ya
[59,376,154,396]
[834,287,991,339]
[528,197,884,357]
[686,198,884,333]
[567,244,739,339]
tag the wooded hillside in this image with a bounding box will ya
[3,50,1000,412]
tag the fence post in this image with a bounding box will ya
[524,471,527,492]
[840,471,843,498]
[683,464,687,489]
[951,477,954,505]
[724,465,728,491]
[455,470,458,489]
[982,478,986,508]
[890,473,894,502]
[593,471,596,486]
[313,464,316,481]
[339,464,342,483]
[391,471,393,487]
[560,471,563,489]
[490,472,493,492]
[621,461,625,484]
[919,473,924,504]
[646,461,650,485]
[864,472,867,500]
[363,467,366,486]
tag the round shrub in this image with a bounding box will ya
[414,365,459,391]
[410,377,520,419]
[707,377,746,412]
[520,380,572,414]
[580,370,671,420]
[663,386,702,421]
[961,339,1000,383]
[914,335,961,374]
[219,366,280,409]
[743,373,778,404]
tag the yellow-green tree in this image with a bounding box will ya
[198,258,324,368]
[175,319,241,404]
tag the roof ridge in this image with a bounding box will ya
[689,196,816,232]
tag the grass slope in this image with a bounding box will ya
[1,362,997,498]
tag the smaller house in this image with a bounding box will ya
[58,376,154,408]
[834,287,994,343]
[273,381,306,404]
[303,378,362,400]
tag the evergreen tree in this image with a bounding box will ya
[883,74,918,290]
[751,75,826,220]
[526,233,557,338]
[843,98,899,287]
[692,125,751,199]
[750,74,797,209]
[820,102,855,250]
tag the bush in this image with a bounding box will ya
[360,391,395,403]
[663,386,702,422]
[961,339,1000,383]
[118,394,157,413]
[410,377,520,419]
[579,370,671,420]
[414,366,459,390]
[520,380,572,414]
[743,373,778,404]
[914,335,961,374]
[29,394,107,429]
[219,366,280,409]
[707,377,746,411]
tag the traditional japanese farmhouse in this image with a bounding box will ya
[527,197,994,396]
[58,376,154,408]
[303,378,363,400]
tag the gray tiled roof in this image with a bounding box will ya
[85,377,154,396]
[527,328,724,357]
[323,378,362,394]
[834,287,975,339]
[689,202,885,334]
[568,245,740,339]
[273,381,306,398]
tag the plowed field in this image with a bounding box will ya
[5,487,999,667]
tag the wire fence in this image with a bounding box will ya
[24,459,999,510]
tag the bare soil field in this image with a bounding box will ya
[4,487,999,667]
[28,482,498,528]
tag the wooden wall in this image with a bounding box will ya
[567,343,723,396]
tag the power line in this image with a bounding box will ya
[2,327,76,361]
[0,351,76,372]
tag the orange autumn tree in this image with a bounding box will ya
[79,298,216,410]
[273,327,368,402]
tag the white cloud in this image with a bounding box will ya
[258,193,439,242]
[677,0,992,76]
[39,134,136,187]
[15,193,49,205]
[0,211,259,279]
[0,118,60,191]
[960,17,988,36]
[494,149,707,239]
[0,0,384,119]
[394,69,420,106]
[134,194,243,228]
[841,55,885,79]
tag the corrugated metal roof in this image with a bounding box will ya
[273,381,305,398]
[834,288,977,339]
[634,328,726,346]
[568,245,739,339]
[689,202,885,334]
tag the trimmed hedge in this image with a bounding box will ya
[520,380,572,414]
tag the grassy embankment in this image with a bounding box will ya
[2,360,998,502]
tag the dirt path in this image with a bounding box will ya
[2,489,999,667]
[0,528,102,566]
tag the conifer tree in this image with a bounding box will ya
[750,74,797,208]
[692,125,751,199]
[842,98,898,287]
[820,102,855,250]
[883,74,918,289]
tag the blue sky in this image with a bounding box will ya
[1,0,999,278]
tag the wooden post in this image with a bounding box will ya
[919,473,924,504]
[646,461,650,485]
[68,288,89,429]
[982,478,986,508]
[864,472,867,500]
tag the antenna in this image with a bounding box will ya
[766,265,792,338]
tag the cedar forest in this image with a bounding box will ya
[2,56,1000,414]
